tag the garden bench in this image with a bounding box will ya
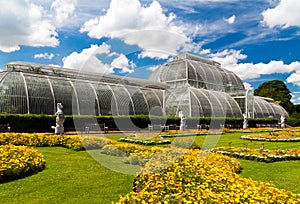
[84,123,108,134]
[0,124,11,132]
[148,124,169,132]
[197,124,209,130]
[168,124,179,130]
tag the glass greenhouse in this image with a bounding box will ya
[0,62,166,116]
[0,53,289,119]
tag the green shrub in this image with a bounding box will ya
[247,118,278,128]
[286,118,300,127]
[0,114,281,132]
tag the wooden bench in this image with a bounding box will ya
[84,123,108,133]
[168,124,179,130]
[0,124,11,132]
[148,124,169,132]
[197,124,209,131]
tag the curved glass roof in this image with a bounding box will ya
[253,96,289,119]
[0,64,164,116]
[0,60,289,119]
[165,87,242,118]
[149,53,245,92]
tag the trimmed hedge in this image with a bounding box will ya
[0,114,281,132]
[286,118,300,127]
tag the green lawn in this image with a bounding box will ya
[193,132,300,150]
[239,159,300,194]
[0,147,134,204]
[0,132,299,203]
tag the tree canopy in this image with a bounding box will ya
[254,80,294,113]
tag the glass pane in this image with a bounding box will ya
[49,78,76,115]
[25,75,54,114]
[0,72,27,114]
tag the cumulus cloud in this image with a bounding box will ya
[34,52,54,60]
[225,15,236,24]
[111,54,136,73]
[262,0,300,28]
[210,49,300,82]
[62,43,136,74]
[291,92,300,104]
[62,43,114,74]
[243,82,253,90]
[80,0,195,59]
[287,70,300,86]
[0,1,58,52]
[147,65,160,72]
[51,0,77,26]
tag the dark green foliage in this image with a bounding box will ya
[290,112,300,119]
[247,118,278,128]
[0,114,281,132]
[166,116,180,126]
[286,118,300,127]
[0,114,55,132]
[254,80,294,113]
[294,104,300,114]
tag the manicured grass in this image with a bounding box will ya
[193,132,300,150]
[239,159,300,194]
[111,131,300,150]
[0,147,134,204]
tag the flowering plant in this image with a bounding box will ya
[241,130,300,142]
[0,144,45,182]
[116,148,300,203]
[214,147,300,163]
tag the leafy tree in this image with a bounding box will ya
[254,80,294,113]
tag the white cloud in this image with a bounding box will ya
[225,15,236,24]
[51,0,77,26]
[111,54,136,73]
[62,43,114,74]
[287,70,300,86]
[210,49,300,82]
[291,92,300,104]
[62,43,136,74]
[0,1,58,52]
[262,0,300,28]
[199,48,211,55]
[243,82,253,90]
[48,64,61,67]
[148,65,160,72]
[210,49,247,67]
[34,52,54,59]
[80,0,195,59]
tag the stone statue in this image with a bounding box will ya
[243,113,248,129]
[54,103,65,134]
[178,110,186,131]
[280,115,285,128]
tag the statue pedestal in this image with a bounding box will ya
[55,126,64,134]
[180,124,185,131]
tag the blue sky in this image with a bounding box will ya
[1,0,300,104]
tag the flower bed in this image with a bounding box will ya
[119,137,171,145]
[241,130,300,142]
[214,147,300,163]
[223,127,281,133]
[0,144,45,182]
[116,149,300,203]
[162,131,221,138]
[0,133,113,151]
[101,142,163,165]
